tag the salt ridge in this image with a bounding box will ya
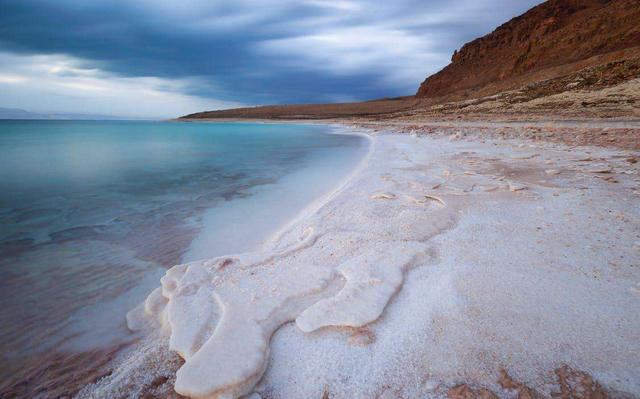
[127,127,460,398]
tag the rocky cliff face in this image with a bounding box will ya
[416,0,640,100]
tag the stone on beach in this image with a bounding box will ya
[508,182,527,191]
[370,192,397,200]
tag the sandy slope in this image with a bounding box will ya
[79,125,640,399]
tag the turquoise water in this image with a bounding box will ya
[0,120,367,387]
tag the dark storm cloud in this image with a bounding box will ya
[0,0,542,106]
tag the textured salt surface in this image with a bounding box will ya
[85,127,640,399]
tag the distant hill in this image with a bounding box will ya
[0,107,149,120]
[179,97,418,120]
[0,107,52,119]
[416,0,640,101]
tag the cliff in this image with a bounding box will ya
[181,0,640,123]
[416,0,640,101]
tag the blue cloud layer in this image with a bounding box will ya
[0,0,542,107]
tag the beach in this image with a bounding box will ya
[2,0,639,397]
[80,121,640,399]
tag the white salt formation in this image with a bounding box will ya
[105,126,640,399]
[127,131,461,398]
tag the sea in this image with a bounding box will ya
[0,120,368,394]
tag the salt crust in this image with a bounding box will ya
[125,127,459,398]
[85,126,639,399]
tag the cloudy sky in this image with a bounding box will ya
[0,0,542,118]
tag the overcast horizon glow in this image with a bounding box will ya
[0,0,542,118]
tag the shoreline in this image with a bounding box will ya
[177,117,640,150]
[263,126,374,251]
[182,124,371,261]
[80,122,640,399]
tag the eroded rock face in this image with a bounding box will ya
[416,0,640,101]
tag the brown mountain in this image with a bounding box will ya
[416,0,640,101]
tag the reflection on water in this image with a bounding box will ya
[0,120,366,394]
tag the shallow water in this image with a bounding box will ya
[0,120,367,389]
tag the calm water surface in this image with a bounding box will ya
[0,120,367,391]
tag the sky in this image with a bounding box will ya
[0,0,542,118]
